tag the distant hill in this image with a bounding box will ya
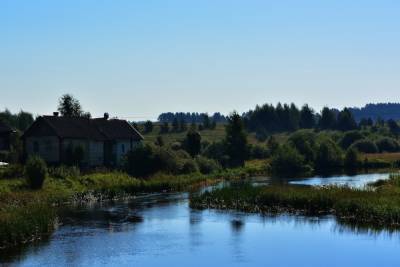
[348,103,400,122]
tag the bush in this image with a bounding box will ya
[344,148,360,169]
[270,144,309,176]
[339,131,364,149]
[376,137,400,153]
[350,139,378,153]
[124,144,158,177]
[314,138,344,171]
[288,130,317,163]
[180,160,199,174]
[247,144,269,159]
[25,156,48,189]
[195,156,222,174]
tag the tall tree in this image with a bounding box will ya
[172,118,179,132]
[319,107,337,129]
[185,130,201,157]
[299,105,316,129]
[336,108,357,131]
[224,112,248,167]
[57,94,83,117]
[144,120,154,133]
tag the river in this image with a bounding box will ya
[1,172,400,267]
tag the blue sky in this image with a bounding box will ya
[1,0,399,120]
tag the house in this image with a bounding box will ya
[0,121,13,151]
[22,113,143,166]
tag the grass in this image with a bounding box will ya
[0,161,267,249]
[190,173,400,228]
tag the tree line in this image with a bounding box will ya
[158,112,227,124]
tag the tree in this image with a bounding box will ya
[202,114,210,129]
[179,118,187,132]
[315,139,344,171]
[387,119,400,136]
[124,144,158,177]
[319,107,337,130]
[299,105,316,129]
[160,122,170,134]
[224,112,247,167]
[155,136,164,147]
[144,120,154,133]
[344,148,360,169]
[270,144,307,176]
[57,94,83,117]
[185,130,201,157]
[336,108,357,131]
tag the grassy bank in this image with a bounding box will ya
[0,161,266,249]
[190,174,400,228]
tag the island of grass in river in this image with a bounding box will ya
[190,173,400,228]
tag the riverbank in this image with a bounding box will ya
[190,173,400,228]
[0,161,265,249]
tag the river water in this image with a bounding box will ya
[2,172,400,267]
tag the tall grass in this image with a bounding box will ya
[190,174,400,227]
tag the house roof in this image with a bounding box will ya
[23,116,143,141]
[0,121,13,134]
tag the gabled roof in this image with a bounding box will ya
[23,116,143,141]
[0,121,13,134]
[92,118,143,140]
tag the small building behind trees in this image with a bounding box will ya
[22,113,143,167]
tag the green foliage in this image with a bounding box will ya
[288,130,317,163]
[185,130,202,157]
[203,141,229,166]
[25,156,48,189]
[247,144,269,159]
[0,164,24,180]
[350,139,379,153]
[344,148,360,169]
[124,144,158,177]
[144,120,154,133]
[314,138,343,171]
[339,131,364,149]
[376,137,400,152]
[65,144,85,166]
[0,109,34,131]
[319,107,337,130]
[225,112,248,167]
[48,165,80,180]
[57,94,89,117]
[155,135,164,147]
[336,108,358,131]
[195,156,222,174]
[299,104,316,129]
[270,144,308,176]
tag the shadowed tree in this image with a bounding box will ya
[319,107,337,130]
[225,112,247,167]
[57,94,83,117]
[336,108,357,131]
[299,105,316,129]
[185,130,201,157]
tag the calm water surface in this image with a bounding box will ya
[2,173,400,267]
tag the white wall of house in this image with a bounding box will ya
[114,139,141,165]
[89,141,104,166]
[25,136,60,163]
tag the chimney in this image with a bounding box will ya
[104,112,109,120]
[53,112,59,117]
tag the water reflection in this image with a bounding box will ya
[2,173,400,267]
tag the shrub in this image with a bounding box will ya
[124,144,158,177]
[25,156,47,189]
[375,137,400,153]
[180,160,199,174]
[270,144,308,176]
[350,139,378,153]
[339,131,364,149]
[314,138,343,171]
[247,144,269,159]
[195,156,222,174]
[344,148,360,169]
[288,130,317,163]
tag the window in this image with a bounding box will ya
[33,141,39,153]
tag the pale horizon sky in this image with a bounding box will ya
[1,0,399,120]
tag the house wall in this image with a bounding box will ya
[113,139,141,165]
[61,139,104,166]
[25,136,60,163]
[0,133,10,151]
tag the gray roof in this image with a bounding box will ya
[23,116,143,141]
